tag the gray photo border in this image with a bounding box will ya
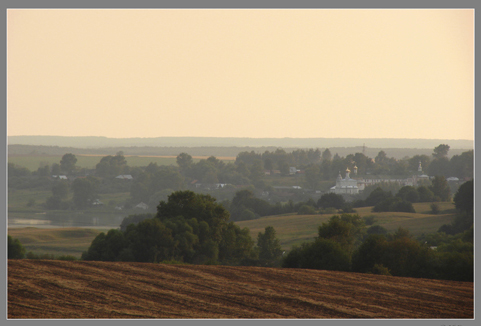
[2,1,478,326]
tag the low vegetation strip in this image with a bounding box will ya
[8,260,473,319]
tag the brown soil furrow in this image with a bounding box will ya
[8,260,473,319]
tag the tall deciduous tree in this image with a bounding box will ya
[60,153,77,174]
[156,191,229,243]
[72,176,99,209]
[430,175,451,201]
[176,153,193,171]
[433,144,450,159]
[322,148,332,162]
[453,180,473,213]
[257,226,282,261]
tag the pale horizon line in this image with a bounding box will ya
[7,135,474,141]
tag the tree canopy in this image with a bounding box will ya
[453,180,473,213]
[60,153,77,174]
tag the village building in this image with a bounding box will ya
[116,175,133,180]
[135,202,149,210]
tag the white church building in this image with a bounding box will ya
[329,161,429,195]
[330,168,359,194]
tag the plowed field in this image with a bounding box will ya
[8,260,473,319]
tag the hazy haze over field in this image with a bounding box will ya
[7,9,473,140]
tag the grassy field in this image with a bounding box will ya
[8,227,107,258]
[8,154,236,171]
[237,201,457,250]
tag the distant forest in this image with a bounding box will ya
[8,135,473,150]
[7,144,471,160]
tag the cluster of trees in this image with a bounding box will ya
[223,190,326,221]
[235,148,322,176]
[281,182,473,282]
[82,191,283,266]
[349,176,452,213]
[44,176,101,210]
[282,216,473,282]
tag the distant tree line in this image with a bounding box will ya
[8,144,473,216]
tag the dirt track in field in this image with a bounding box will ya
[8,260,473,319]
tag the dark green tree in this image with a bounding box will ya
[396,186,419,203]
[351,234,388,273]
[453,180,473,213]
[417,186,435,202]
[8,235,25,259]
[156,191,229,244]
[433,144,450,159]
[364,187,392,206]
[427,157,450,177]
[429,175,451,201]
[125,218,175,263]
[81,229,130,261]
[218,222,256,264]
[317,193,345,209]
[52,180,69,200]
[176,152,193,171]
[72,176,99,209]
[60,153,77,174]
[51,163,61,175]
[95,152,129,178]
[448,150,473,179]
[321,148,332,162]
[257,226,282,261]
[282,238,350,271]
[317,214,365,256]
[373,197,415,213]
[304,164,321,189]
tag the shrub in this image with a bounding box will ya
[317,193,345,209]
[282,239,351,272]
[57,255,78,261]
[363,215,376,226]
[25,252,55,260]
[372,197,415,213]
[340,204,356,213]
[239,208,257,221]
[299,238,351,271]
[8,236,25,259]
[371,263,391,276]
[366,225,388,236]
[297,205,317,215]
[430,203,440,214]
[319,207,337,215]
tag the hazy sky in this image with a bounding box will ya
[7,9,474,140]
